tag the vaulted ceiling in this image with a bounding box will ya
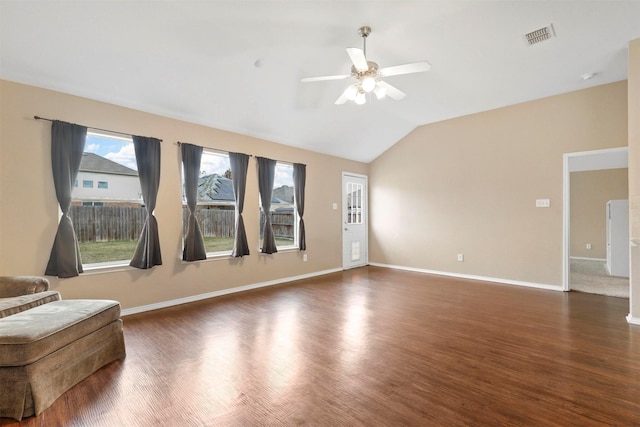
[1,1,639,163]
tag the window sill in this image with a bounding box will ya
[259,246,299,254]
[179,251,234,265]
[82,261,135,275]
[207,251,233,260]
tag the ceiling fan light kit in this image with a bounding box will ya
[301,26,431,105]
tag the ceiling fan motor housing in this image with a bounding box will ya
[351,61,378,78]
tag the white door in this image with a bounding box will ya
[342,173,368,269]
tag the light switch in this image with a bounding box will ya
[536,199,550,208]
[332,203,338,210]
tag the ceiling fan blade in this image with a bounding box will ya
[378,61,431,77]
[301,74,350,83]
[335,85,356,105]
[346,47,369,72]
[335,91,349,105]
[377,81,406,101]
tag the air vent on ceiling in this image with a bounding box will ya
[524,24,555,46]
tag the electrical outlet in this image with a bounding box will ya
[536,199,550,208]
[586,243,592,250]
[457,254,464,262]
[303,254,308,262]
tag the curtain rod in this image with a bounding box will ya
[177,141,253,157]
[34,116,163,142]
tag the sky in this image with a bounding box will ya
[85,133,293,187]
[86,133,138,170]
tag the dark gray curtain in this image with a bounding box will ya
[229,152,250,257]
[45,121,87,278]
[130,136,162,269]
[181,143,206,261]
[293,163,306,250]
[257,157,277,254]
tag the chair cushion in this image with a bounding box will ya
[0,291,60,319]
[0,299,121,366]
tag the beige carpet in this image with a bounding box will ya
[570,258,629,298]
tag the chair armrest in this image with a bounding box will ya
[0,276,50,297]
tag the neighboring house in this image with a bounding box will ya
[196,174,235,209]
[271,185,294,211]
[73,152,142,206]
[196,174,294,211]
[272,185,293,204]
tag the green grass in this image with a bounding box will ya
[203,236,235,253]
[78,236,296,264]
[275,237,295,246]
[78,240,137,264]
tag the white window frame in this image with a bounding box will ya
[259,161,298,252]
[182,149,235,259]
[76,131,141,271]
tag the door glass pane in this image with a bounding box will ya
[347,182,363,224]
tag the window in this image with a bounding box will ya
[346,181,364,224]
[69,132,142,266]
[259,162,297,250]
[182,150,235,255]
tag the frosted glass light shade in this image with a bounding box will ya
[362,77,376,92]
[345,85,358,100]
[374,85,386,100]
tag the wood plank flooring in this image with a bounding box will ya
[2,266,639,426]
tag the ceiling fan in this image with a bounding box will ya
[301,26,431,105]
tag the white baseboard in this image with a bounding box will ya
[120,267,342,316]
[627,314,640,326]
[570,256,606,262]
[368,262,564,292]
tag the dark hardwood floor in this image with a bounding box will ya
[2,266,639,426]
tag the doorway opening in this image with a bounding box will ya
[563,147,629,297]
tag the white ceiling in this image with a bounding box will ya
[1,1,639,163]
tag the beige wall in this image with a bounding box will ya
[570,169,628,259]
[369,81,628,286]
[629,38,640,320]
[0,80,367,310]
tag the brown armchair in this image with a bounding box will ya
[0,276,51,297]
[0,276,125,420]
[0,276,60,319]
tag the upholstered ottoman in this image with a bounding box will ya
[0,299,126,420]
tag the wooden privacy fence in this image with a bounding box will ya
[260,211,294,238]
[70,206,147,243]
[70,206,294,242]
[182,208,235,238]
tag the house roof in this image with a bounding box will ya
[79,152,138,176]
[198,174,235,203]
[197,174,293,205]
[2,1,638,163]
